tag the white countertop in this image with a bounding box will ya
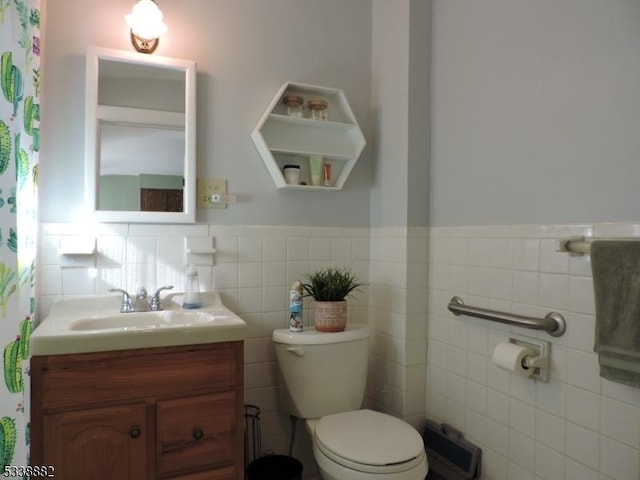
[31,291,247,356]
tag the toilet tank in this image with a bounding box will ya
[272,324,369,419]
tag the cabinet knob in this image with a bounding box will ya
[192,429,204,440]
[130,427,141,438]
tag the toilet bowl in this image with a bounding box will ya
[273,325,428,480]
[308,410,427,480]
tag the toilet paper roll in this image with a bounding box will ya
[492,342,535,377]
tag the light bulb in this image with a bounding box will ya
[125,0,168,41]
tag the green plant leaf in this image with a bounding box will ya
[302,267,361,301]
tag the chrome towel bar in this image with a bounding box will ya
[557,237,592,256]
[447,296,566,337]
[558,236,640,256]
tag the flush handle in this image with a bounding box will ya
[286,347,305,357]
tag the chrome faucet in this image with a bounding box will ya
[134,287,149,312]
[108,288,135,313]
[149,285,174,311]
[109,285,174,313]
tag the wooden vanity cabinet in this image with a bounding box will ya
[31,342,244,480]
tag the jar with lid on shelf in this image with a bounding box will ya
[308,98,328,121]
[282,94,304,118]
[283,164,301,185]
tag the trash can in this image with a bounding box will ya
[246,455,303,480]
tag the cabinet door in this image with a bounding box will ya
[157,392,236,477]
[43,403,148,480]
[140,188,183,212]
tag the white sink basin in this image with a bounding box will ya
[31,291,246,355]
[69,309,229,331]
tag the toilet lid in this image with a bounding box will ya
[314,409,424,467]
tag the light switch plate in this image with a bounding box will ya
[197,178,227,209]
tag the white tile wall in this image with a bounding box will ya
[41,220,640,479]
[37,222,381,477]
[367,227,428,429]
[40,223,428,473]
[428,223,640,480]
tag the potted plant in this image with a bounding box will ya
[302,267,361,332]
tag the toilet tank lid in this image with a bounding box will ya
[273,324,369,345]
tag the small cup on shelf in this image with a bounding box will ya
[283,164,301,185]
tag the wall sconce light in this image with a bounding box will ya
[125,0,168,54]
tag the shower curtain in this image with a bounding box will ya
[0,0,40,471]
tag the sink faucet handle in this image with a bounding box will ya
[149,285,174,311]
[153,285,174,296]
[108,288,135,313]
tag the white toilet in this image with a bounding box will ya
[273,324,428,480]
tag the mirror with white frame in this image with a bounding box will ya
[85,46,196,223]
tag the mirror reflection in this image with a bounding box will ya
[85,47,196,223]
[97,58,185,213]
[99,123,184,212]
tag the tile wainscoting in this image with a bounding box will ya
[427,223,640,480]
[37,222,427,475]
[38,220,640,479]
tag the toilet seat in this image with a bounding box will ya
[313,409,426,475]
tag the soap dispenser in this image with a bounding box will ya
[183,264,202,309]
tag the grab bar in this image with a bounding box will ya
[447,296,566,337]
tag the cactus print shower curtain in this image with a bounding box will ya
[0,0,40,472]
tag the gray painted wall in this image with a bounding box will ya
[45,0,631,229]
[370,0,431,228]
[430,0,640,226]
[407,0,431,227]
[370,0,410,228]
[40,0,373,226]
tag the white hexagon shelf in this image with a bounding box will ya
[251,82,366,190]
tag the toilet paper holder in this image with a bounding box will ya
[509,335,551,382]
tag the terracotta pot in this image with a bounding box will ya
[313,301,347,332]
